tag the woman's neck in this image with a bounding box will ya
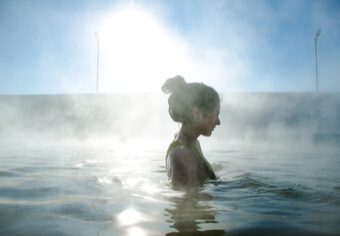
[177,124,200,144]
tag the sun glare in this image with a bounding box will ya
[98,8,186,93]
[118,208,142,226]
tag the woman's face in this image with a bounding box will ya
[201,104,221,136]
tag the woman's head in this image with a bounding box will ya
[162,75,220,125]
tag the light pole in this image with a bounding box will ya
[314,28,321,92]
[94,31,100,94]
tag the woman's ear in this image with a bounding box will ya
[192,107,204,123]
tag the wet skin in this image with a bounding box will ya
[166,104,221,188]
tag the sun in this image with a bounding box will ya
[97,8,187,93]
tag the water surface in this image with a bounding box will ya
[0,142,339,235]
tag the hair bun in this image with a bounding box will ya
[161,75,187,94]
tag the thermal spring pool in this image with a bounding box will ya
[1,93,339,235]
[0,141,339,236]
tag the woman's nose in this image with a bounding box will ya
[216,117,221,125]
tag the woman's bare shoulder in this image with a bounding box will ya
[169,144,196,162]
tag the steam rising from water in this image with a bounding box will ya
[0,93,339,235]
[0,93,339,151]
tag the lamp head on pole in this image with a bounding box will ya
[94,30,99,39]
[315,28,322,40]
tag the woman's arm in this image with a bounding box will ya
[168,146,200,188]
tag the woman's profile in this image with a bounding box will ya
[162,75,221,189]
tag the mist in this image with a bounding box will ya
[209,92,340,150]
[1,93,339,152]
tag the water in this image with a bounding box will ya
[1,141,339,236]
[1,93,339,235]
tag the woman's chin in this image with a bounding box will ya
[202,131,213,137]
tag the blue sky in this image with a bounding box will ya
[0,0,339,94]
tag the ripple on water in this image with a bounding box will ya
[0,170,18,177]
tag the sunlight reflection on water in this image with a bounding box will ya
[118,208,143,226]
[0,142,339,235]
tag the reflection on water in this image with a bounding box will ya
[165,191,225,235]
[0,144,339,235]
[116,208,148,236]
[118,208,143,226]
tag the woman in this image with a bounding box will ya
[162,75,221,188]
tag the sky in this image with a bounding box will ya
[0,0,339,94]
